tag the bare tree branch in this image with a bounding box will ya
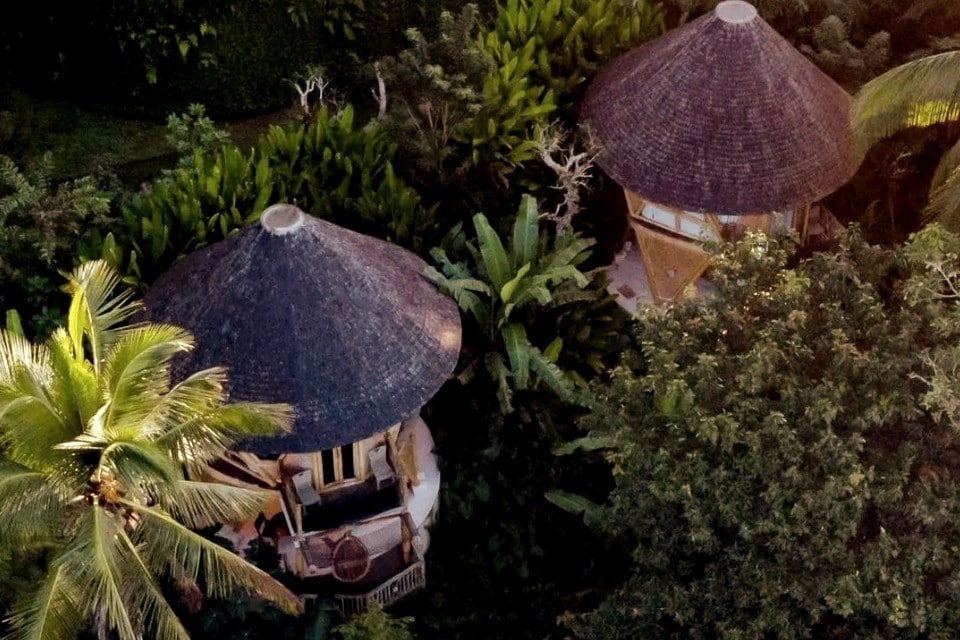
[371,62,388,121]
[288,66,330,121]
[537,124,599,236]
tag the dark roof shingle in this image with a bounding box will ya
[580,0,857,214]
[143,205,462,456]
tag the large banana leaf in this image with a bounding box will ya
[510,194,539,270]
[472,212,512,290]
[529,345,591,406]
[501,322,530,389]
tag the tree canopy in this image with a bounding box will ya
[577,228,960,639]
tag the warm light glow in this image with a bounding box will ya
[439,325,460,350]
[906,101,960,128]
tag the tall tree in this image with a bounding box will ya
[576,229,960,638]
[0,260,300,640]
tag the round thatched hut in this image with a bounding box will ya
[143,203,461,611]
[581,0,856,305]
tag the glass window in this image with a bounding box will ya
[321,449,336,485]
[341,445,355,479]
[315,444,360,489]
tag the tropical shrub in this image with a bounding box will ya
[482,0,665,117]
[425,194,595,412]
[333,602,416,640]
[106,105,435,287]
[376,0,663,213]
[467,0,664,183]
[376,5,494,192]
[576,229,960,638]
[165,104,233,161]
[0,260,300,640]
[0,154,115,337]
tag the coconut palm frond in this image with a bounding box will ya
[57,437,181,495]
[125,499,301,614]
[135,367,230,458]
[107,439,183,492]
[853,50,960,154]
[153,480,273,529]
[922,137,960,230]
[5,563,84,640]
[45,329,100,435]
[925,165,960,233]
[205,402,294,441]
[0,366,77,472]
[100,324,194,438]
[63,260,141,374]
[0,460,64,547]
[69,508,140,640]
[0,328,49,383]
[111,528,191,640]
[931,136,960,193]
[160,367,230,413]
[156,401,293,467]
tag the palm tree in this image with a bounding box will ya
[0,260,300,640]
[853,50,960,229]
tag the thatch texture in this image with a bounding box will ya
[143,205,462,456]
[581,0,856,214]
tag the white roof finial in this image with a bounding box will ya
[716,0,758,23]
[260,204,306,236]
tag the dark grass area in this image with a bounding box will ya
[1,92,297,184]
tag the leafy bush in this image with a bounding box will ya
[333,602,415,640]
[0,154,115,337]
[425,194,597,412]
[106,106,435,287]
[577,229,960,638]
[165,104,232,159]
[376,6,494,191]
[466,0,664,180]
[377,0,663,216]
[482,0,665,118]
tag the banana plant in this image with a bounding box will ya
[425,194,594,413]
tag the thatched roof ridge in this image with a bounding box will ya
[143,205,462,456]
[580,0,856,214]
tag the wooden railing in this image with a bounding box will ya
[334,558,426,618]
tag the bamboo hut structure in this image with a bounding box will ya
[143,203,461,616]
[581,0,856,306]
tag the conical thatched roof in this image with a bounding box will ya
[581,0,856,214]
[143,204,462,456]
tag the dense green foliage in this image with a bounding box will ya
[4,1,960,639]
[0,261,299,640]
[577,228,960,638]
[104,106,433,287]
[333,602,415,640]
[0,0,437,116]
[0,155,116,337]
[426,194,596,412]
[378,0,664,214]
